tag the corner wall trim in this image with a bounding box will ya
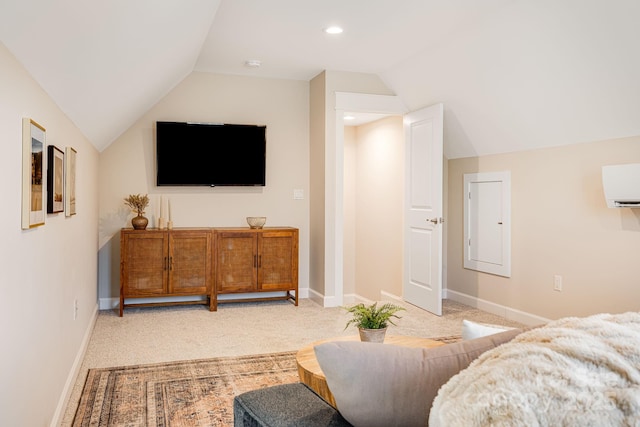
[308,288,345,307]
[446,289,551,326]
[99,297,119,310]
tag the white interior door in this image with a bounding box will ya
[403,103,444,315]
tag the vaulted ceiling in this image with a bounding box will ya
[1,0,639,158]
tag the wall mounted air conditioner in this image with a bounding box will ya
[602,163,640,208]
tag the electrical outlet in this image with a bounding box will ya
[74,299,78,320]
[553,275,563,292]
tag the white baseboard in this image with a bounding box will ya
[100,295,210,310]
[306,288,548,327]
[341,293,358,305]
[99,297,119,310]
[308,288,343,307]
[446,289,551,326]
[327,291,403,307]
[100,288,312,311]
[337,292,403,306]
[380,290,403,302]
[307,288,324,306]
[102,287,549,327]
[51,303,99,427]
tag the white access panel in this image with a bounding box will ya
[463,171,511,277]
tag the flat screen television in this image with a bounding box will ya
[156,121,266,186]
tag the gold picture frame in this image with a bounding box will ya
[65,147,77,216]
[22,118,46,229]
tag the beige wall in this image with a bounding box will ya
[98,72,309,302]
[0,42,99,425]
[309,72,326,296]
[349,116,405,300]
[343,126,357,296]
[447,137,640,320]
[309,70,395,303]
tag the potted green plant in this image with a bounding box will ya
[344,302,405,342]
[124,194,150,230]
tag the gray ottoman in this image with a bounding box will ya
[234,382,351,427]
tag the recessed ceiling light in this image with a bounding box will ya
[244,59,262,68]
[344,115,356,121]
[324,26,344,35]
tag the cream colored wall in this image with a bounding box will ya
[325,71,396,98]
[0,42,99,426]
[310,70,395,303]
[447,137,640,320]
[343,126,357,296]
[98,72,309,302]
[352,116,405,300]
[309,72,326,296]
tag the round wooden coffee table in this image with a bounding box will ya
[296,335,445,407]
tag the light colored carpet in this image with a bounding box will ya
[61,298,524,426]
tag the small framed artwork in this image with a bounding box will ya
[47,145,64,213]
[22,118,46,229]
[65,147,77,216]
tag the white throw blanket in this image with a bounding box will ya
[429,312,640,426]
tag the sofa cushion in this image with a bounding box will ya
[462,319,515,340]
[314,329,521,427]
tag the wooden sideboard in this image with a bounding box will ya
[214,227,299,311]
[119,227,298,316]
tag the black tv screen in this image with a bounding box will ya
[156,121,266,186]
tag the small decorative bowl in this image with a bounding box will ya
[246,216,266,229]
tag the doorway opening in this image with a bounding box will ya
[331,92,408,306]
[342,114,405,304]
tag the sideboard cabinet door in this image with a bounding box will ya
[216,231,258,293]
[258,229,298,291]
[169,230,212,295]
[120,230,168,316]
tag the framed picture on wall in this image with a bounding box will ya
[65,147,77,216]
[21,118,46,229]
[47,145,64,213]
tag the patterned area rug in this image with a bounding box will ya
[72,335,461,427]
[72,351,299,427]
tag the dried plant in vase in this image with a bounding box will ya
[124,194,150,230]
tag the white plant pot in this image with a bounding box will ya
[358,327,387,343]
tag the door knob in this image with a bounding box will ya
[428,217,444,224]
